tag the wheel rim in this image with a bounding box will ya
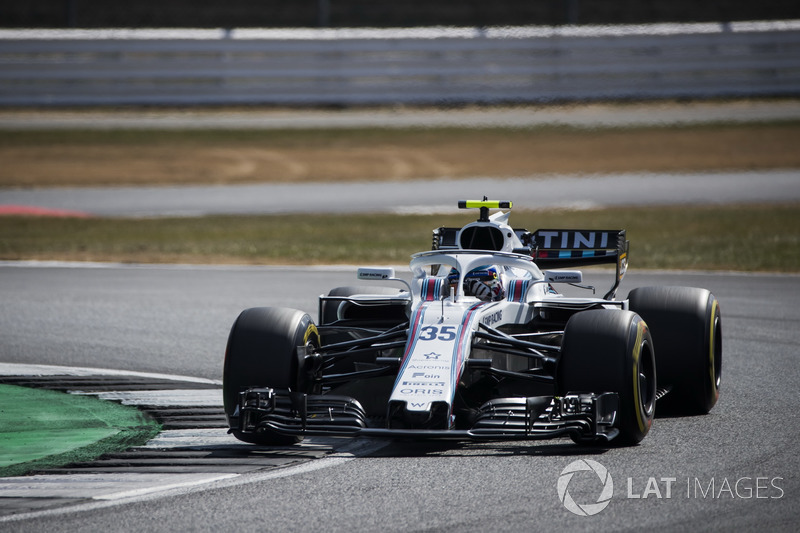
[639,340,656,418]
[302,324,321,393]
[713,315,722,390]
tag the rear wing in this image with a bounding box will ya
[531,229,629,299]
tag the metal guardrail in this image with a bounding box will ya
[1,21,799,106]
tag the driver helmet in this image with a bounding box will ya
[448,265,504,301]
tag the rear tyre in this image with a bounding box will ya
[320,285,406,325]
[320,286,408,369]
[223,307,320,445]
[558,310,656,446]
[628,286,721,415]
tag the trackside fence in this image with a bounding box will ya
[1,21,799,106]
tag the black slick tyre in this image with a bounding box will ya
[320,285,406,325]
[223,307,320,445]
[558,309,657,446]
[320,286,408,362]
[628,286,721,415]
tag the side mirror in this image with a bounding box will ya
[544,270,583,284]
[357,267,412,295]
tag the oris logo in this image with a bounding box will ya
[399,388,444,396]
[557,459,614,516]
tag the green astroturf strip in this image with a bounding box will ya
[0,384,161,477]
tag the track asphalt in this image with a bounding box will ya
[0,384,160,477]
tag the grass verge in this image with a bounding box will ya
[0,384,161,478]
[2,204,798,271]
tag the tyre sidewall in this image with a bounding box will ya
[223,307,320,424]
[628,287,721,415]
[558,309,656,445]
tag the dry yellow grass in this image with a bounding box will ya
[2,122,799,187]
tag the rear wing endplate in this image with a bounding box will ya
[531,229,629,299]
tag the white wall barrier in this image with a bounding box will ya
[1,21,799,106]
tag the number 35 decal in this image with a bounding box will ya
[418,326,457,341]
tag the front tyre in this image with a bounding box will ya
[223,307,320,445]
[558,310,656,446]
[628,286,721,415]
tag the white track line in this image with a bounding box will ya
[0,362,221,385]
[0,363,389,523]
[72,389,223,407]
[0,439,388,523]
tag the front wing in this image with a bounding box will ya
[233,388,620,442]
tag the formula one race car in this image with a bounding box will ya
[223,200,721,446]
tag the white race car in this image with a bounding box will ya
[223,200,721,446]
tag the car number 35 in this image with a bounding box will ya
[419,326,457,341]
